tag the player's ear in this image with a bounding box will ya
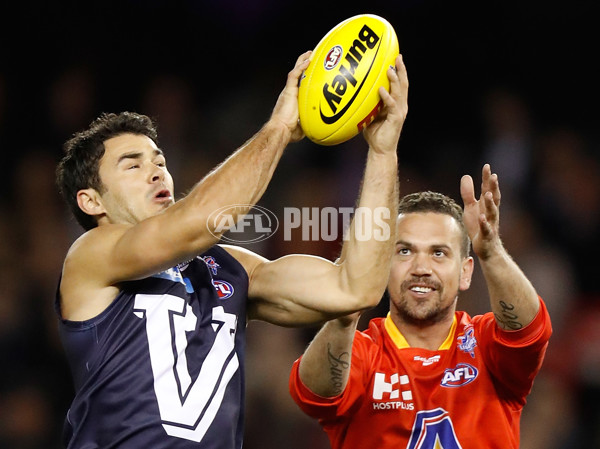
[459,256,474,291]
[77,188,106,218]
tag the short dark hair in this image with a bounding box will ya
[56,112,159,231]
[398,191,471,258]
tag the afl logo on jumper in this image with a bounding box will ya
[441,363,478,387]
[212,280,234,300]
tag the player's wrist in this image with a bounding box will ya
[366,145,399,168]
[366,131,401,156]
[264,117,294,141]
[475,241,507,263]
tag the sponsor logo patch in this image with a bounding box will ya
[212,280,234,300]
[441,363,478,387]
[202,256,220,275]
[457,324,477,358]
[413,355,441,366]
[371,372,414,411]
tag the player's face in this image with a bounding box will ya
[96,133,175,225]
[387,212,473,325]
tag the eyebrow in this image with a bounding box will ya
[396,240,453,251]
[117,148,164,165]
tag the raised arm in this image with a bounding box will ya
[108,51,312,279]
[61,52,312,320]
[241,54,408,326]
[460,164,540,330]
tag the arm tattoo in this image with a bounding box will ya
[327,343,351,395]
[494,300,523,330]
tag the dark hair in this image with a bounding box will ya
[56,112,159,230]
[398,191,471,258]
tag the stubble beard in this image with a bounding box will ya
[394,280,456,327]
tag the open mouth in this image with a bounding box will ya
[154,189,172,202]
[403,279,440,296]
[410,285,434,294]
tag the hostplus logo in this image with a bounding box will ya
[371,372,414,411]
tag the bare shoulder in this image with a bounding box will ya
[218,244,269,278]
[62,224,131,275]
[59,224,131,321]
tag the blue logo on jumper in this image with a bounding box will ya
[202,256,220,275]
[406,408,462,449]
[457,325,477,358]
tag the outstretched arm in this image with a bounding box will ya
[61,52,312,321]
[112,51,313,277]
[237,54,408,326]
[460,164,540,330]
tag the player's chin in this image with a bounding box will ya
[151,199,174,213]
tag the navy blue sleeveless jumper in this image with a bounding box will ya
[56,245,249,448]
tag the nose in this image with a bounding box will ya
[148,162,165,184]
[410,252,432,276]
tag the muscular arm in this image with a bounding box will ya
[222,145,398,325]
[246,149,398,324]
[240,55,408,397]
[236,55,408,326]
[460,164,539,330]
[298,315,360,397]
[60,52,312,320]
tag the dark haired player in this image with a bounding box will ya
[54,53,408,448]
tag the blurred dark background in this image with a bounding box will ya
[0,1,598,448]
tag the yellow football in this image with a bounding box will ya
[298,14,399,146]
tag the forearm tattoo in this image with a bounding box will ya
[494,300,523,330]
[327,343,351,395]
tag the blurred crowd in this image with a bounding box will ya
[1,1,598,448]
